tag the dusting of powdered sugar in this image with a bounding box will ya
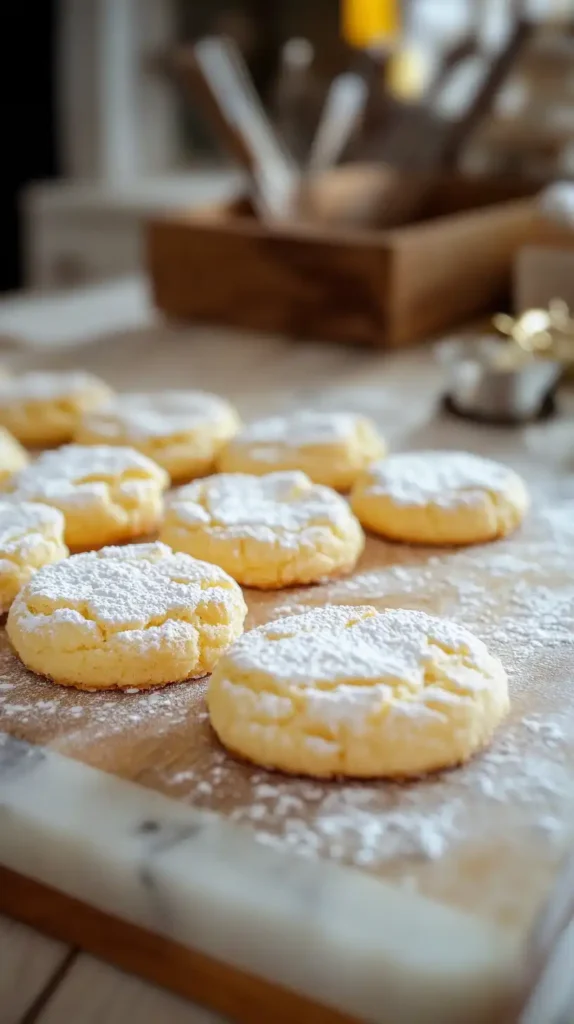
[142,705,574,893]
[0,371,111,404]
[238,713,574,865]
[363,450,525,509]
[168,471,358,539]
[9,444,168,506]
[2,480,574,926]
[229,605,497,690]
[230,410,363,454]
[314,500,574,654]
[0,645,201,738]
[187,490,574,898]
[11,541,244,634]
[0,501,64,552]
[81,390,238,439]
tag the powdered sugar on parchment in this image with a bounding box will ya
[193,492,574,907]
[2,482,574,928]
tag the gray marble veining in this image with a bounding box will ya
[0,730,524,1023]
[0,733,45,780]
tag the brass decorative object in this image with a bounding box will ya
[493,299,574,362]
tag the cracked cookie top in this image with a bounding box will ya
[208,605,509,778]
[7,542,247,690]
[7,444,169,550]
[160,472,364,589]
[165,471,358,542]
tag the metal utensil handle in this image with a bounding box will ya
[195,38,296,176]
[379,16,531,174]
[308,72,368,173]
[175,37,298,214]
[438,17,533,167]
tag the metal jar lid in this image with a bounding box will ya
[436,335,562,426]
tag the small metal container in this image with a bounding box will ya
[437,336,562,425]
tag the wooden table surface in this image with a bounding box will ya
[3,277,569,1024]
[0,277,244,1024]
[0,275,443,1024]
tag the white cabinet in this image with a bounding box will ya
[22,172,242,290]
[22,1,243,289]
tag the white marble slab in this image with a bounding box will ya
[0,731,521,1024]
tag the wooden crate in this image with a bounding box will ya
[146,173,538,347]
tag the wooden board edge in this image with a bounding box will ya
[0,866,356,1024]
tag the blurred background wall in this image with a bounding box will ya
[0,4,59,292]
[2,0,572,295]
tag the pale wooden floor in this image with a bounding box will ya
[0,915,226,1024]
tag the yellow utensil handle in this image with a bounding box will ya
[341,0,400,49]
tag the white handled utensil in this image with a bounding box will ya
[176,37,300,221]
[307,72,369,173]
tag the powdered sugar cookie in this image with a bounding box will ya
[217,410,386,491]
[8,444,168,551]
[76,390,240,483]
[7,541,247,690]
[161,471,364,589]
[208,605,509,778]
[351,451,528,546]
[0,426,28,485]
[0,501,68,613]
[0,371,113,446]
